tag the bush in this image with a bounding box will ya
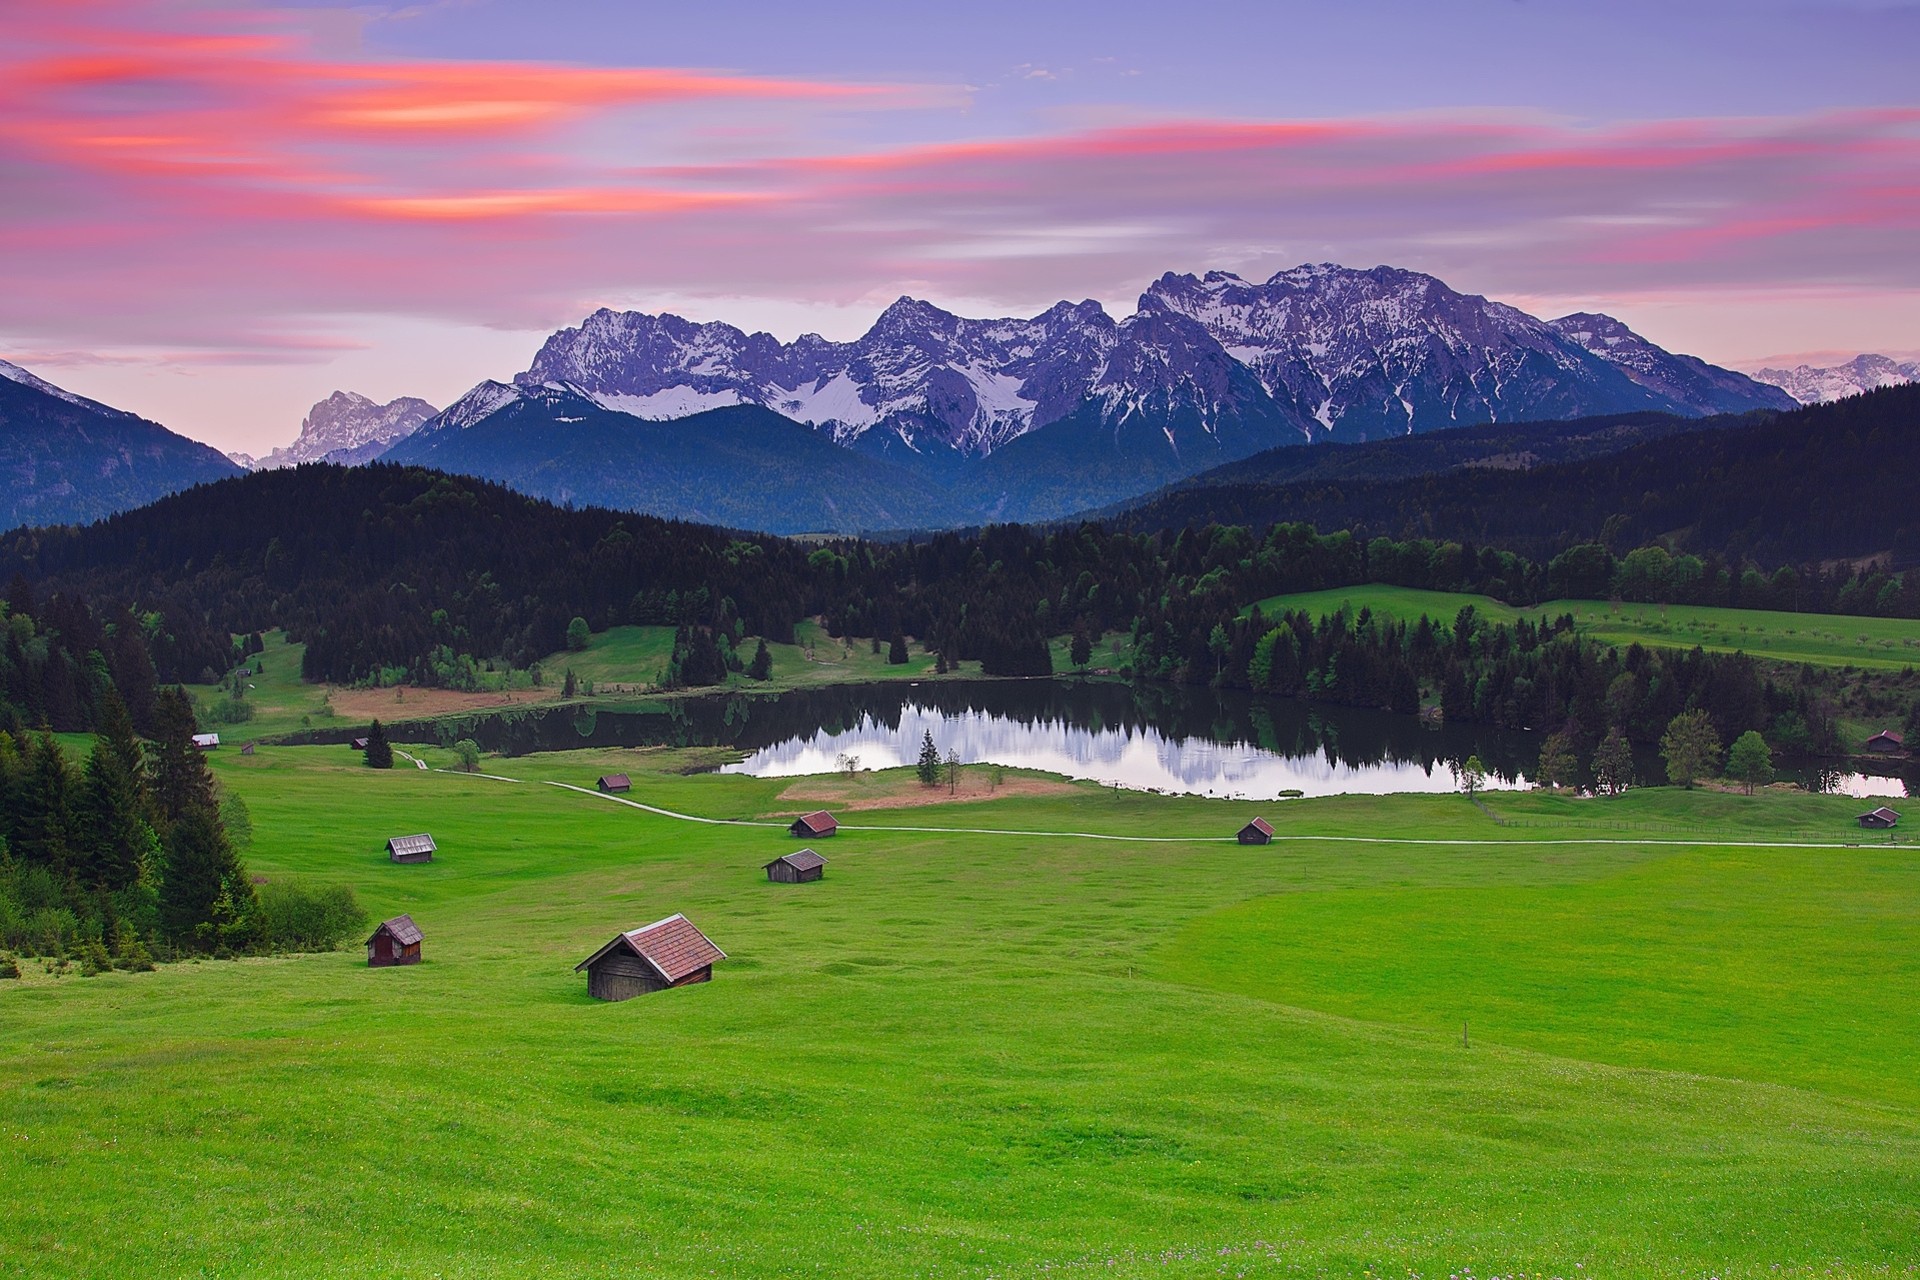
[254,880,369,953]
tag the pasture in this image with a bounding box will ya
[1250,583,1920,671]
[3,746,1917,1277]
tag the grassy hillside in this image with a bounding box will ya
[3,746,1917,1277]
[1250,584,1920,671]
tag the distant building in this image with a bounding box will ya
[386,834,436,863]
[765,849,827,883]
[366,914,423,967]
[1237,817,1275,845]
[597,773,632,793]
[191,733,220,750]
[240,741,257,756]
[789,810,838,839]
[1865,730,1906,753]
[350,737,369,751]
[1858,807,1901,830]
[575,913,725,1001]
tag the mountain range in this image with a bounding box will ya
[1750,354,1920,405]
[240,391,440,470]
[0,360,240,531]
[387,262,1796,531]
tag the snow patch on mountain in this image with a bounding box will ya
[1548,313,1797,415]
[0,359,128,417]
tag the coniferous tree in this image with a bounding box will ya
[916,730,941,788]
[887,633,909,665]
[13,732,79,875]
[149,687,215,828]
[77,738,151,892]
[748,639,772,681]
[364,720,394,770]
[158,805,254,950]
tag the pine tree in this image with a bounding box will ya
[916,730,941,788]
[158,806,254,950]
[887,633,908,665]
[1069,627,1092,670]
[94,686,146,786]
[748,639,772,681]
[77,738,151,892]
[364,719,394,770]
[13,732,79,875]
[149,687,215,828]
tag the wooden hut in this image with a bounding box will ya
[350,737,370,751]
[240,741,256,756]
[191,732,220,750]
[790,810,839,839]
[765,848,827,883]
[386,833,436,863]
[1858,806,1901,829]
[366,914,423,967]
[575,913,725,1002]
[597,773,632,793]
[1865,730,1906,753]
[1237,817,1275,845]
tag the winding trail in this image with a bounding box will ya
[429,773,1903,853]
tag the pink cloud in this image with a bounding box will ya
[1,0,1917,364]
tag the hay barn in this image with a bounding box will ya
[366,915,423,967]
[1858,806,1901,829]
[387,834,436,863]
[575,914,725,1002]
[765,849,827,883]
[1238,817,1275,845]
[790,810,838,838]
[597,773,632,793]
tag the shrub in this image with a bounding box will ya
[254,880,369,953]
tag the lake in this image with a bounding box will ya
[335,678,1904,801]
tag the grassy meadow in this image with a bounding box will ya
[1250,584,1920,672]
[4,741,1919,1277]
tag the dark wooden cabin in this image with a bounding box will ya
[575,913,726,1002]
[366,914,423,967]
[387,833,436,863]
[240,741,257,756]
[597,773,632,793]
[350,737,370,751]
[191,733,220,750]
[1237,817,1275,845]
[765,848,827,883]
[1865,730,1906,753]
[1858,806,1902,829]
[790,810,839,839]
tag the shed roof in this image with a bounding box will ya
[387,833,436,856]
[792,810,838,834]
[575,913,725,983]
[369,913,424,947]
[1866,729,1905,746]
[1861,806,1902,822]
[767,848,827,872]
[598,773,631,789]
[1241,817,1275,837]
[191,733,220,748]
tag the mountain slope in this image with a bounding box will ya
[0,360,241,530]
[1547,313,1797,414]
[253,391,439,469]
[1107,384,1920,567]
[383,383,965,533]
[1751,354,1919,405]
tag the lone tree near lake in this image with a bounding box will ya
[363,720,394,770]
[1536,731,1578,789]
[1459,754,1487,798]
[916,730,941,788]
[1727,730,1774,795]
[1661,709,1722,789]
[1593,728,1635,795]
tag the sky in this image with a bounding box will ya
[2,0,1917,454]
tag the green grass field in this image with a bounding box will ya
[1250,583,1920,671]
[4,743,1918,1277]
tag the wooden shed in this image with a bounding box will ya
[366,914,423,967]
[191,733,220,750]
[765,848,827,883]
[387,833,436,863]
[350,737,370,751]
[1858,806,1901,829]
[790,810,838,839]
[597,773,632,793]
[240,741,257,756]
[1238,817,1275,845]
[575,913,725,1002]
[1865,730,1906,753]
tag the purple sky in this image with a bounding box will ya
[3,0,1917,453]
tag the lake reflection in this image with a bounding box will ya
[715,681,1544,800]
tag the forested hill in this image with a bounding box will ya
[1107,384,1920,567]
